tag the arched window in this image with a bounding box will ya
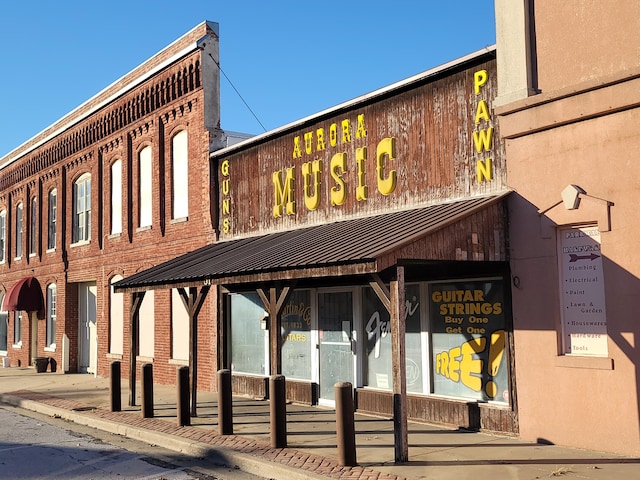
[48,189,57,250]
[109,275,124,355]
[139,146,152,228]
[172,130,189,219]
[46,284,57,348]
[111,160,122,235]
[73,174,91,243]
[29,197,37,255]
[15,203,23,258]
[0,210,6,263]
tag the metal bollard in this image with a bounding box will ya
[177,366,190,426]
[270,375,287,448]
[141,363,154,418]
[110,361,121,412]
[335,381,357,467]
[218,369,233,435]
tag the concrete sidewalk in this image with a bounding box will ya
[0,367,638,480]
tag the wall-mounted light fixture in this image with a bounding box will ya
[561,184,586,210]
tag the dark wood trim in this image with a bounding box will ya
[128,291,145,406]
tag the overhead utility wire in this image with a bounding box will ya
[209,53,267,133]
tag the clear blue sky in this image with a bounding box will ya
[0,1,496,158]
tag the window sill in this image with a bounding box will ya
[136,225,152,233]
[12,343,22,350]
[555,355,614,370]
[29,252,36,258]
[169,358,189,366]
[14,256,22,261]
[170,216,188,224]
[136,355,154,362]
[71,240,90,248]
[108,232,122,239]
[106,353,123,360]
[46,248,56,254]
[44,345,56,353]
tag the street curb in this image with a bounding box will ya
[0,393,330,480]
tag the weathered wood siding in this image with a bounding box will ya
[231,374,317,405]
[231,374,268,399]
[376,200,508,270]
[217,55,502,238]
[355,388,519,435]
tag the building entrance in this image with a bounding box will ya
[78,282,97,374]
[317,291,355,405]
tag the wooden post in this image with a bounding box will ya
[257,286,292,375]
[390,266,408,463]
[110,361,121,412]
[128,291,145,407]
[177,366,190,426]
[177,285,210,417]
[218,369,233,435]
[188,287,198,417]
[335,381,357,467]
[270,374,287,448]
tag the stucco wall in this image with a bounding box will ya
[499,79,640,455]
[534,1,640,92]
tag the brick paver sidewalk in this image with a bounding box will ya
[8,389,406,480]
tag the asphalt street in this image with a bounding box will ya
[0,404,267,480]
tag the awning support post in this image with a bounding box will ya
[368,274,391,312]
[390,266,409,463]
[128,291,145,407]
[257,285,294,376]
[178,285,211,417]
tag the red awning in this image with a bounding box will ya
[2,276,45,319]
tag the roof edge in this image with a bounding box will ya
[0,20,218,169]
[211,45,496,158]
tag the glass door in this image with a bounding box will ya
[318,291,354,404]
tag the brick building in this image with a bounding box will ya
[0,21,223,389]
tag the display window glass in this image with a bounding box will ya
[362,284,424,393]
[230,292,268,375]
[429,279,509,404]
[281,290,312,380]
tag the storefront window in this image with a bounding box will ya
[405,285,423,393]
[363,287,391,390]
[429,279,509,404]
[281,290,312,380]
[230,292,268,375]
[362,284,424,393]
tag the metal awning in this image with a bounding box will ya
[2,276,45,318]
[114,193,509,293]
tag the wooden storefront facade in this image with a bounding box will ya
[117,47,518,436]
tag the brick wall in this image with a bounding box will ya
[0,25,222,391]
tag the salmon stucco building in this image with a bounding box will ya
[495,0,640,456]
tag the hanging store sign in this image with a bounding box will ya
[558,225,608,356]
